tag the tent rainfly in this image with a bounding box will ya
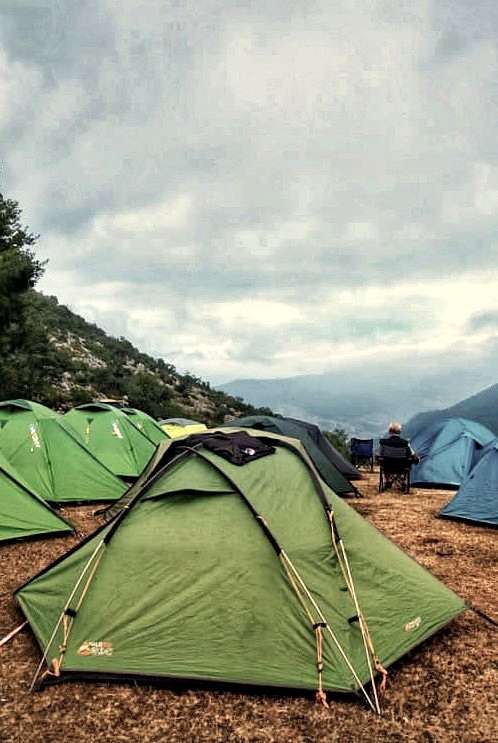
[439,438,498,527]
[223,414,359,495]
[16,429,465,711]
[0,400,127,504]
[64,403,156,479]
[121,407,169,445]
[0,450,72,542]
[410,417,495,489]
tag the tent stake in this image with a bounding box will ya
[0,620,28,649]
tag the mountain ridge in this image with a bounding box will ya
[404,383,498,436]
[218,369,498,437]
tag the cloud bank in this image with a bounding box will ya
[1,1,498,396]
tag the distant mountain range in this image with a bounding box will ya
[219,368,498,437]
[404,383,498,436]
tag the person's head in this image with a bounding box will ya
[388,421,402,435]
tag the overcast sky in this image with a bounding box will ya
[2,1,498,391]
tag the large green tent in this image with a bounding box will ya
[0,400,127,504]
[64,403,156,479]
[224,415,358,495]
[16,429,465,708]
[121,407,169,445]
[0,451,72,542]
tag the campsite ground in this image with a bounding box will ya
[1,472,496,743]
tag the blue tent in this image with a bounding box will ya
[410,418,495,489]
[439,440,498,527]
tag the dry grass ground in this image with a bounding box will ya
[1,472,497,742]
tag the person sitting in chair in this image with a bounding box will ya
[379,421,419,490]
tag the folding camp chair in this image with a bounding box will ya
[378,445,412,494]
[350,438,374,472]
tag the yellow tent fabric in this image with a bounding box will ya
[159,418,207,438]
[160,422,207,439]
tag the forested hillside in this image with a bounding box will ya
[0,193,271,423]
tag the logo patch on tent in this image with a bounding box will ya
[29,424,41,450]
[404,616,422,632]
[78,641,113,657]
[112,421,123,439]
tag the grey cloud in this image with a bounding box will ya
[430,1,498,62]
[467,311,498,333]
[3,1,498,383]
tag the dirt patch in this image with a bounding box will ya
[1,473,497,742]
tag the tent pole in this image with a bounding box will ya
[28,539,105,691]
[326,509,384,712]
[280,550,377,714]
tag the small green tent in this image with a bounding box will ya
[16,429,464,709]
[121,407,169,445]
[0,400,127,504]
[0,451,72,542]
[64,403,156,479]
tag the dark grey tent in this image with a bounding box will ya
[280,415,361,481]
[224,415,359,495]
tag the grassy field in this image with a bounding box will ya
[1,471,496,742]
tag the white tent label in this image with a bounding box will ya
[78,640,113,657]
[404,616,422,632]
[29,424,41,450]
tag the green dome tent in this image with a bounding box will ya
[0,451,72,542]
[224,415,358,495]
[121,407,169,445]
[16,429,465,710]
[64,403,156,479]
[0,400,127,504]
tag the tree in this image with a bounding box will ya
[124,372,172,418]
[324,428,350,460]
[0,194,47,399]
[0,194,43,326]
